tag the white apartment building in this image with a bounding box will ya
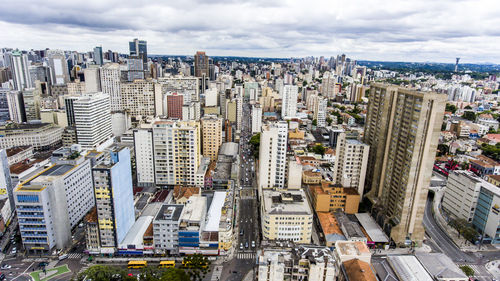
[333,132,369,199]
[100,63,122,112]
[157,76,199,102]
[442,170,493,222]
[252,104,262,134]
[10,51,32,91]
[281,85,298,119]
[72,92,112,149]
[314,97,327,128]
[261,189,313,243]
[133,127,155,187]
[259,122,288,191]
[152,120,201,186]
[153,204,184,254]
[15,150,94,255]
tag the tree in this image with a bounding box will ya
[160,268,190,281]
[436,144,449,156]
[312,119,317,126]
[182,254,211,281]
[464,105,472,110]
[302,81,308,87]
[462,111,476,121]
[74,265,136,281]
[459,265,474,277]
[445,103,457,114]
[326,117,333,126]
[312,144,326,156]
[249,133,261,159]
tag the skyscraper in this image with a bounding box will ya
[166,92,184,119]
[93,46,103,66]
[127,56,144,81]
[71,93,113,149]
[333,131,369,199]
[47,50,69,85]
[100,63,122,112]
[281,85,298,119]
[363,83,446,245]
[194,51,209,78]
[201,115,222,161]
[92,146,135,250]
[129,38,147,70]
[10,51,32,91]
[251,104,262,134]
[258,121,288,191]
[84,66,101,93]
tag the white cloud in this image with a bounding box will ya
[0,0,499,63]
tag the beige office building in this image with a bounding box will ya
[201,115,222,161]
[363,83,446,246]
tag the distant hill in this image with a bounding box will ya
[357,60,500,73]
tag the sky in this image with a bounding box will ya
[1,0,499,63]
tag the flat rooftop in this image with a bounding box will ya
[387,255,433,281]
[16,185,46,192]
[155,204,184,222]
[39,164,74,177]
[262,189,312,215]
[355,213,389,243]
[204,192,226,232]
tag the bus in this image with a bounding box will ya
[159,260,175,268]
[128,261,147,269]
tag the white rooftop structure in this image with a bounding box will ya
[387,255,433,281]
[119,216,154,249]
[355,213,389,243]
[204,191,227,232]
[181,196,206,224]
[415,253,467,281]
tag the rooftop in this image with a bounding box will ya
[387,255,433,281]
[6,146,32,157]
[262,189,312,215]
[415,253,467,280]
[317,212,346,242]
[342,259,377,281]
[335,211,366,239]
[119,216,154,247]
[218,142,239,157]
[335,240,371,256]
[204,192,227,232]
[355,213,389,243]
[155,204,184,221]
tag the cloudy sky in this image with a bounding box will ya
[1,0,499,63]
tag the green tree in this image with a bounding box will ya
[481,143,500,161]
[436,144,449,156]
[462,111,476,121]
[182,254,211,281]
[74,265,136,281]
[326,117,333,126]
[312,144,326,156]
[464,105,472,110]
[249,133,261,159]
[312,119,317,126]
[160,268,190,281]
[302,81,307,87]
[459,265,474,277]
[445,103,457,114]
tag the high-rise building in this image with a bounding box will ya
[121,80,160,117]
[22,87,41,121]
[93,46,103,66]
[194,51,209,78]
[153,204,184,254]
[333,132,369,199]
[6,90,25,123]
[10,51,32,91]
[133,127,155,187]
[363,83,446,245]
[251,104,262,134]
[157,77,199,102]
[129,38,147,70]
[0,89,10,124]
[152,120,201,186]
[281,85,298,119]
[258,121,288,191]
[166,92,184,119]
[84,66,101,93]
[127,56,144,82]
[15,147,94,255]
[100,63,122,112]
[201,115,222,161]
[92,147,135,250]
[72,93,113,149]
[47,50,69,85]
[0,149,13,212]
[314,96,327,127]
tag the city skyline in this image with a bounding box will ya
[1,0,500,63]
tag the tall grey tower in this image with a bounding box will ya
[455,58,460,72]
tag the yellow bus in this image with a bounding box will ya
[128,260,147,269]
[159,260,175,268]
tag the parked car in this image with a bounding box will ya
[58,254,68,261]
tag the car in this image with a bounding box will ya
[239,229,244,236]
[0,265,10,269]
[251,241,256,248]
[245,242,249,248]
[38,262,48,268]
[10,249,16,255]
[239,243,243,250]
[78,223,84,228]
[58,254,68,261]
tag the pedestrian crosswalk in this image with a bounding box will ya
[237,252,255,260]
[68,253,82,259]
[210,266,223,281]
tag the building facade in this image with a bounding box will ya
[258,122,288,191]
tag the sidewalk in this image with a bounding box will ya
[486,260,500,279]
[430,186,497,252]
